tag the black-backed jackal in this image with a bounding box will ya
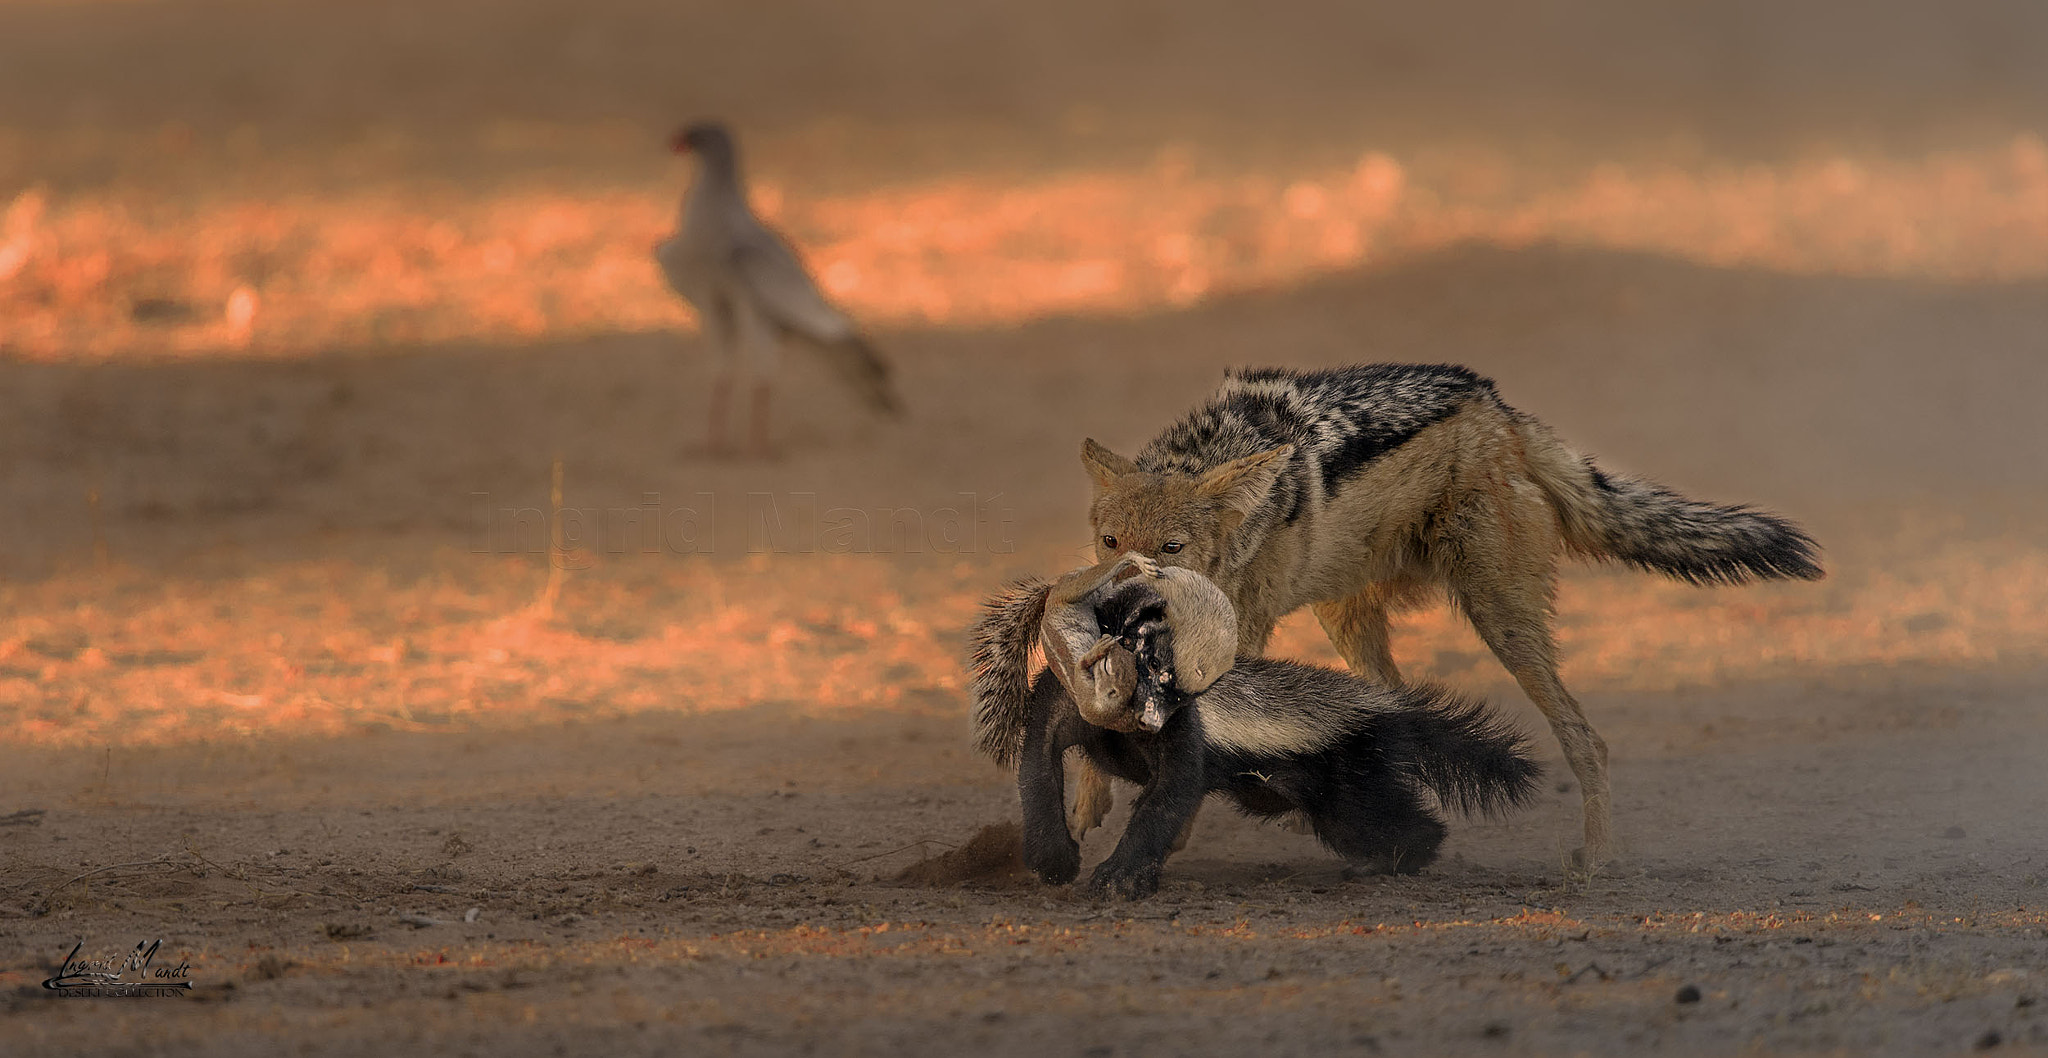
[973,363,1821,870]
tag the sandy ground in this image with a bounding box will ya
[5,2,2048,1055]
[4,244,2046,1056]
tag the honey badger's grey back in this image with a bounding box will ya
[1188,660,1404,758]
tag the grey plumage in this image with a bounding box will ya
[655,121,901,446]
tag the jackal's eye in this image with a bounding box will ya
[1101,534,1118,551]
[1161,541,1184,554]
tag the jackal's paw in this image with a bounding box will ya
[1023,834,1082,886]
[1567,845,1610,878]
[1086,857,1161,901]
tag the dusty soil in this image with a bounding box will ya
[4,2,2048,1055]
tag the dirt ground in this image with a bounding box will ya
[5,2,2048,1055]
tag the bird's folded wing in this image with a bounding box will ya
[730,229,855,343]
[654,237,704,302]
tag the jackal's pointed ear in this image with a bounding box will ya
[1081,439,1138,491]
[1197,445,1293,529]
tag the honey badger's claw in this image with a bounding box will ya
[1086,857,1160,901]
[1027,832,1082,885]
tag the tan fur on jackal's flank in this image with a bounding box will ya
[1056,363,1822,870]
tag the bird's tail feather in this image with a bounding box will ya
[802,334,903,416]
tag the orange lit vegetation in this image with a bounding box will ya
[4,137,2047,359]
[3,533,2044,748]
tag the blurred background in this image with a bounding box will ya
[0,0,2044,766]
[3,4,2048,1049]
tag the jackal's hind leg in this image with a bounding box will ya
[1070,758,1203,854]
[1444,495,1613,871]
[1299,586,1406,840]
[1311,582,1413,686]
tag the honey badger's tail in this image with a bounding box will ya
[1516,416,1824,586]
[968,577,1050,766]
[1377,685,1543,818]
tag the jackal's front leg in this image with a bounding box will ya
[1067,758,1115,841]
[1073,749,1204,852]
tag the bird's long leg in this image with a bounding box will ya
[707,369,734,456]
[731,301,782,457]
[749,381,774,457]
[696,296,739,458]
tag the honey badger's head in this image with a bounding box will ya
[1094,580,1191,733]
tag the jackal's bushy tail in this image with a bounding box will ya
[1519,421,1823,585]
[1376,685,1542,817]
[1377,685,1542,817]
[968,577,1050,766]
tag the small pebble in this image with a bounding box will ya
[1675,984,1703,1004]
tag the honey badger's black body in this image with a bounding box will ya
[1022,582,1542,900]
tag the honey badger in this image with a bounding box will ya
[1035,552,1237,734]
[1007,563,1544,900]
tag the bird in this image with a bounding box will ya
[655,121,902,455]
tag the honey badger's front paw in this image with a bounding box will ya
[1085,856,1161,901]
[1023,832,1082,886]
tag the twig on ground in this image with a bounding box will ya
[26,857,185,915]
[184,847,326,904]
[829,839,960,875]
